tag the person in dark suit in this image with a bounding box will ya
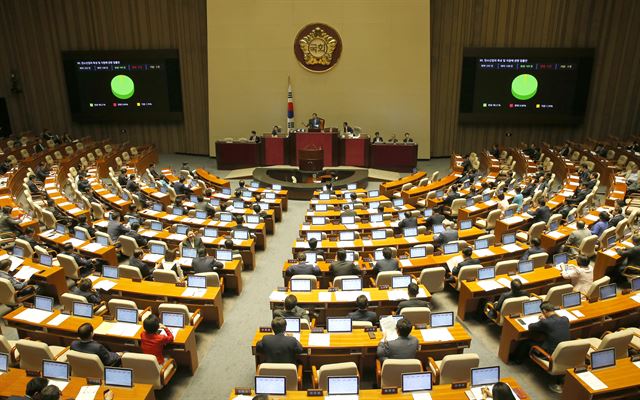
[584,172,598,190]
[181,230,206,257]
[330,249,360,277]
[376,318,419,362]
[117,168,129,187]
[27,175,43,195]
[173,177,190,196]
[402,132,414,143]
[35,161,50,182]
[71,323,121,366]
[451,247,478,276]
[488,279,528,318]
[433,227,458,248]
[256,317,304,364]
[273,294,310,322]
[608,204,624,228]
[490,144,500,159]
[520,238,545,261]
[77,173,91,193]
[565,184,589,206]
[347,295,378,324]
[441,185,462,207]
[271,125,281,136]
[107,212,129,242]
[372,131,384,144]
[388,134,399,144]
[616,234,640,272]
[425,211,446,228]
[148,163,162,180]
[195,195,216,217]
[191,256,224,274]
[529,199,551,223]
[74,215,95,238]
[123,222,147,247]
[0,259,31,295]
[249,130,260,143]
[372,247,399,275]
[18,227,39,250]
[397,283,431,313]
[9,376,49,400]
[61,243,95,276]
[71,278,102,304]
[398,211,418,229]
[126,174,140,193]
[342,122,354,134]
[340,204,357,218]
[286,252,321,277]
[307,238,325,260]
[33,138,46,153]
[129,249,153,278]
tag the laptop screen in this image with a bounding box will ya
[210,198,220,206]
[255,376,286,395]
[410,246,426,258]
[233,200,245,209]
[150,221,163,231]
[369,201,381,210]
[188,275,207,289]
[436,190,444,198]
[327,317,352,333]
[306,232,322,241]
[116,308,138,324]
[460,220,472,230]
[391,276,412,289]
[471,366,500,387]
[478,267,495,280]
[39,254,53,267]
[341,278,362,291]
[345,251,355,262]
[632,277,640,292]
[443,243,458,255]
[222,188,232,195]
[347,184,357,190]
[423,208,433,217]
[220,213,233,222]
[368,190,379,198]
[55,223,67,235]
[43,360,69,381]
[265,193,276,200]
[475,239,488,250]
[75,230,87,241]
[372,230,386,240]
[341,216,355,225]
[35,295,54,312]
[104,367,134,388]
[12,246,24,258]
[549,221,559,231]
[430,311,454,328]
[150,244,166,255]
[502,233,516,245]
[403,227,418,237]
[553,252,568,265]
[504,209,514,218]
[340,231,355,241]
[216,249,232,261]
[161,312,185,329]
[290,279,312,292]
[172,207,184,216]
[241,191,252,198]
[369,213,383,223]
[315,204,327,212]
[393,199,404,207]
[567,212,576,223]
[591,348,616,370]
[319,193,331,200]
[176,225,188,235]
[483,193,492,202]
[517,260,534,274]
[152,203,163,212]
[204,227,218,237]
[246,214,260,224]
[96,235,109,246]
[607,235,616,248]
[284,317,301,333]
[0,352,8,373]
[433,225,445,234]
[523,299,542,316]
[272,184,282,191]
[327,376,359,395]
[182,247,197,259]
[402,372,433,393]
[195,210,207,219]
[599,283,617,300]
[72,302,93,318]
[305,252,317,264]
[103,265,119,279]
[466,198,474,207]
[189,195,198,203]
[233,230,249,240]
[562,292,582,309]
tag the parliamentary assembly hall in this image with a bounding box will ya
[0,0,640,399]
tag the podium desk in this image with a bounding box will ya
[251,323,470,370]
[341,136,369,167]
[263,136,289,165]
[215,141,261,170]
[562,358,640,400]
[370,143,418,172]
[292,131,340,167]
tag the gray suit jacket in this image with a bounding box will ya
[373,258,400,275]
[330,260,360,277]
[566,228,591,248]
[376,336,419,362]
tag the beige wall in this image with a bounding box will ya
[207,0,430,158]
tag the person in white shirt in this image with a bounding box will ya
[560,255,593,294]
[497,192,509,214]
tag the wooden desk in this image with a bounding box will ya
[0,368,155,400]
[194,167,230,190]
[37,229,118,266]
[4,306,199,373]
[380,171,427,198]
[251,323,470,370]
[370,143,418,172]
[281,260,372,289]
[175,259,243,295]
[562,358,640,400]
[402,173,463,206]
[305,205,416,222]
[498,293,640,362]
[11,257,68,302]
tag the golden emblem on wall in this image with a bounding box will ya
[294,23,342,72]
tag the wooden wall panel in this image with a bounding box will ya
[431,0,640,157]
[0,0,208,155]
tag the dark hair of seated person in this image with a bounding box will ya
[143,314,160,334]
[26,376,49,397]
[396,318,413,337]
[271,316,286,334]
[77,278,93,292]
[491,382,517,400]
[40,385,62,400]
[77,322,94,340]
[407,282,419,297]
[284,294,298,311]
[355,294,369,310]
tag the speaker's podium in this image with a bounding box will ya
[298,146,324,173]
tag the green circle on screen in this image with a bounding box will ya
[511,74,538,100]
[111,75,135,100]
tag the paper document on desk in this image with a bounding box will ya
[572,310,584,317]
[308,333,330,347]
[269,291,287,302]
[387,290,409,301]
[380,316,399,341]
[466,205,480,212]
[178,257,193,266]
[496,277,512,287]
[501,216,524,224]
[59,201,72,207]
[82,242,104,252]
[325,395,359,400]
[370,222,386,228]
[105,322,141,337]
[400,259,413,267]
[68,207,83,214]
[603,249,618,257]
[231,396,253,400]
[338,241,355,248]
[65,238,86,247]
[633,361,640,369]
[295,241,310,248]
[86,275,99,282]
[47,379,69,392]
[421,327,454,342]
[631,293,640,303]
[46,314,70,327]
[411,393,432,400]
[583,214,599,222]
[14,308,52,324]
[143,253,164,263]
[318,292,333,302]
[576,371,608,391]
[501,244,523,253]
[182,287,207,298]
[334,291,369,302]
[473,249,495,258]
[554,309,577,321]
[14,266,38,281]
[344,224,358,230]
[485,200,497,207]
[476,279,505,292]
[93,280,116,291]
[76,385,100,400]
[446,255,464,271]
[167,233,186,241]
[518,315,539,328]
[362,240,374,247]
[546,231,565,239]
[8,256,24,271]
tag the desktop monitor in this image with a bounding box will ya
[567,212,576,223]
[327,376,359,396]
[290,279,312,292]
[265,192,276,200]
[74,230,87,241]
[319,193,330,200]
[189,195,198,203]
[522,299,542,316]
[562,292,582,309]
[607,235,616,248]
[305,252,317,264]
[393,198,404,207]
[590,348,616,370]
[483,193,492,202]
[466,198,474,207]
[391,276,412,289]
[369,213,383,223]
[374,250,384,261]
[12,246,24,258]
[220,213,233,222]
[436,190,444,198]
[55,223,67,235]
[284,317,301,333]
[632,277,640,292]
[410,246,426,258]
[222,188,232,195]
[423,208,433,217]
[161,312,185,329]
[42,360,69,382]
[443,243,458,255]
[477,267,495,281]
[433,225,445,234]
[233,200,245,209]
[116,308,138,324]
[246,214,260,224]
[599,283,617,300]
[121,192,129,201]
[272,184,282,191]
[72,302,94,319]
[210,198,220,206]
[403,227,418,237]
[172,207,184,216]
[372,230,386,240]
[368,190,379,198]
[504,209,515,218]
[306,232,322,241]
[195,210,207,219]
[255,376,286,395]
[241,191,252,198]
[460,220,472,230]
[150,221,163,231]
[104,367,134,388]
[553,253,569,266]
[340,231,355,241]
[250,181,260,189]
[159,186,168,194]
[187,275,207,289]
[35,295,54,312]
[517,260,534,274]
[96,235,110,246]
[150,244,166,255]
[39,254,53,267]
[103,265,119,279]
[175,225,188,235]
[315,204,328,212]
[341,278,362,291]
[502,233,516,245]
[233,230,249,240]
[347,184,357,190]
[475,238,489,250]
[341,216,355,225]
[549,221,559,231]
[470,366,500,387]
[181,247,197,259]
[152,203,163,212]
[204,227,218,238]
[402,372,433,393]
[216,249,233,262]
[369,201,381,210]
[430,311,455,328]
[0,352,8,373]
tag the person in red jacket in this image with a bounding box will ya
[141,314,174,364]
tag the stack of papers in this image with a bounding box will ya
[178,257,193,266]
[307,333,330,347]
[603,248,618,257]
[554,309,578,321]
[334,291,370,302]
[14,308,53,324]
[294,241,309,248]
[446,255,464,271]
[269,291,287,302]
[476,279,505,292]
[93,280,117,291]
[14,266,39,281]
[65,238,86,247]
[630,293,640,303]
[576,371,608,390]
[47,379,69,392]
[167,233,186,241]
[143,253,164,263]
[325,395,359,400]
[421,327,454,342]
[405,237,419,244]
[318,292,332,302]
[370,222,386,228]
[502,216,524,224]
[546,231,565,239]
[485,200,497,207]
[76,385,100,400]
[8,256,24,271]
[387,290,410,301]
[344,224,358,230]
[182,287,207,297]
[517,315,540,328]
[502,244,523,253]
[362,240,374,247]
[46,314,70,326]
[400,259,414,267]
[337,241,355,247]
[102,322,141,337]
[473,249,495,258]
[496,277,512,287]
[82,242,104,252]
[380,316,399,341]
[466,205,480,212]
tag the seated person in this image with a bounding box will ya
[117,168,129,187]
[433,225,458,248]
[141,314,174,364]
[123,222,148,247]
[564,221,590,254]
[71,323,121,366]
[590,211,610,237]
[398,211,418,229]
[173,176,190,196]
[40,385,62,400]
[77,173,91,193]
[191,255,224,273]
[403,132,414,143]
[529,198,551,223]
[376,318,418,362]
[61,243,96,276]
[256,317,304,363]
[487,278,528,318]
[18,227,39,250]
[560,255,593,294]
[307,238,324,259]
[71,278,102,304]
[11,376,49,400]
[340,204,357,217]
[0,259,33,296]
[451,247,477,276]
[273,294,310,322]
[396,282,430,313]
[181,230,206,257]
[126,174,140,193]
[76,215,96,238]
[372,131,384,143]
[616,234,640,275]
[107,212,130,242]
[329,249,360,277]
[347,295,378,324]
[285,252,321,277]
[497,192,509,214]
[27,175,43,195]
[519,238,545,261]
[195,195,216,217]
[372,247,399,275]
[223,238,242,259]
[481,382,517,400]
[128,248,153,278]
[425,210,446,228]
[0,206,21,234]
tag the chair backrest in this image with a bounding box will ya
[528,222,546,241]
[615,218,628,239]
[548,339,591,375]
[456,265,482,290]
[419,267,446,293]
[158,303,191,325]
[484,209,502,229]
[14,238,34,258]
[118,265,144,280]
[194,272,221,287]
[586,276,611,301]
[497,296,530,326]
[61,292,88,312]
[495,260,518,275]
[257,363,299,391]
[544,284,574,308]
[0,278,17,306]
[375,271,403,287]
[317,362,358,390]
[529,252,549,268]
[579,235,598,257]
[16,339,54,371]
[598,330,633,358]
[118,235,139,258]
[121,353,163,389]
[438,353,480,384]
[107,299,138,317]
[153,269,180,283]
[399,307,430,325]
[95,231,112,245]
[91,202,105,220]
[380,359,422,388]
[599,227,615,247]
[57,254,80,280]
[67,350,104,379]
[0,335,13,354]
[449,198,466,216]
[41,209,57,230]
